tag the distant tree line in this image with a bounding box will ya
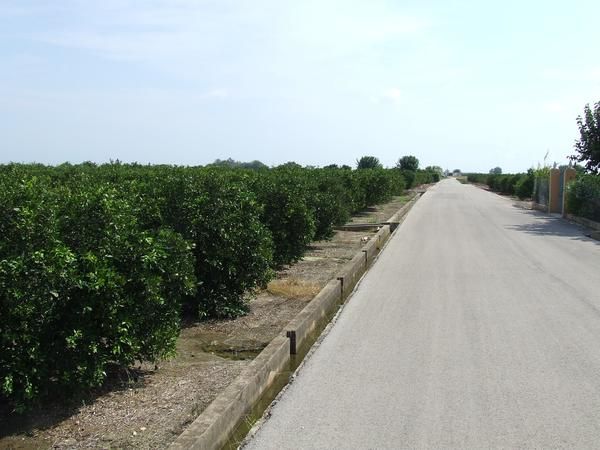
[208,158,268,170]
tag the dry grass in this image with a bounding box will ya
[266,278,321,299]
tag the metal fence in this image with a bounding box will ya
[534,177,549,207]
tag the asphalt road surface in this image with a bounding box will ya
[245,179,600,449]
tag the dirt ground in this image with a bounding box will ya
[0,195,411,450]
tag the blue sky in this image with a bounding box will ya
[1,0,599,172]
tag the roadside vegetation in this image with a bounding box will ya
[568,100,600,222]
[464,171,535,199]
[567,173,600,222]
[0,159,438,409]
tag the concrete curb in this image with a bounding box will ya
[169,335,290,450]
[385,193,422,231]
[168,194,423,450]
[565,214,600,241]
[285,279,341,355]
[566,214,600,232]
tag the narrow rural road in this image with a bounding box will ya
[245,178,600,449]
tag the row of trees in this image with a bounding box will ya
[207,155,444,178]
[0,162,439,408]
[356,155,444,184]
[567,174,600,222]
[205,155,445,187]
[465,171,535,199]
[355,155,424,171]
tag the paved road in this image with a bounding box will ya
[245,179,600,449]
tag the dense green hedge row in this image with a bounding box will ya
[0,163,424,407]
[567,174,600,222]
[0,174,196,409]
[466,171,535,199]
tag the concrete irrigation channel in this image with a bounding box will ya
[168,193,423,450]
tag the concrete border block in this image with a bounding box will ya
[363,237,379,264]
[566,213,600,232]
[385,193,421,230]
[169,336,290,450]
[362,225,391,266]
[337,252,367,299]
[374,225,391,250]
[285,279,341,352]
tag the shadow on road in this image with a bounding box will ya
[507,210,600,246]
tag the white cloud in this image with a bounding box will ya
[31,2,281,63]
[25,1,432,92]
[383,87,402,102]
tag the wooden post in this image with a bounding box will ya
[286,330,297,355]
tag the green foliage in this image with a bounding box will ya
[400,170,416,188]
[486,173,519,195]
[567,174,600,221]
[533,165,551,179]
[425,166,443,182]
[0,176,195,409]
[466,173,487,183]
[253,167,316,266]
[208,158,268,170]
[571,102,600,174]
[514,170,535,199]
[276,161,303,169]
[306,169,353,240]
[356,156,382,170]
[0,160,432,407]
[489,167,502,175]
[414,169,437,186]
[173,171,274,318]
[465,172,533,199]
[396,155,419,171]
[355,169,390,205]
[396,168,438,188]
